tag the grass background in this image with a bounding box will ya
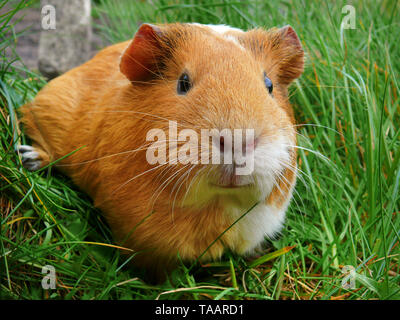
[1,0,399,300]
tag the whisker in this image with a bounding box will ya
[55,139,187,167]
[111,162,168,197]
[170,164,197,219]
[149,164,190,212]
[284,144,331,163]
[86,110,203,130]
[181,165,208,206]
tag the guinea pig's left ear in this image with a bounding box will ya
[273,25,304,85]
[242,25,304,86]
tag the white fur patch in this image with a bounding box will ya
[203,24,244,34]
[191,23,245,50]
[230,135,296,253]
[224,134,295,254]
[228,202,289,254]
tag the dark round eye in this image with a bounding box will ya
[177,73,191,95]
[264,72,273,94]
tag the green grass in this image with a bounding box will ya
[1,0,399,300]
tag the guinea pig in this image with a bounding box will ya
[18,23,304,279]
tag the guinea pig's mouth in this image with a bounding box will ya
[210,164,257,190]
[211,182,253,189]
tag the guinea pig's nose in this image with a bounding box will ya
[219,136,257,154]
[244,138,257,153]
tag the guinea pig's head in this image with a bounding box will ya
[119,23,304,211]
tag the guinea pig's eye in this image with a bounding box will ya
[263,72,273,94]
[177,73,191,95]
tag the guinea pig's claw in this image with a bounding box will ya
[15,144,42,171]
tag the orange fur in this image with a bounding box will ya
[20,23,304,279]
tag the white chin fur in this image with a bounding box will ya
[179,133,295,254]
[225,135,295,254]
[228,201,289,255]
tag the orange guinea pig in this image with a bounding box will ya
[18,23,304,278]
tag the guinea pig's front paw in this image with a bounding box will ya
[15,145,43,171]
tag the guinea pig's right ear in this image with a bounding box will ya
[120,23,165,83]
